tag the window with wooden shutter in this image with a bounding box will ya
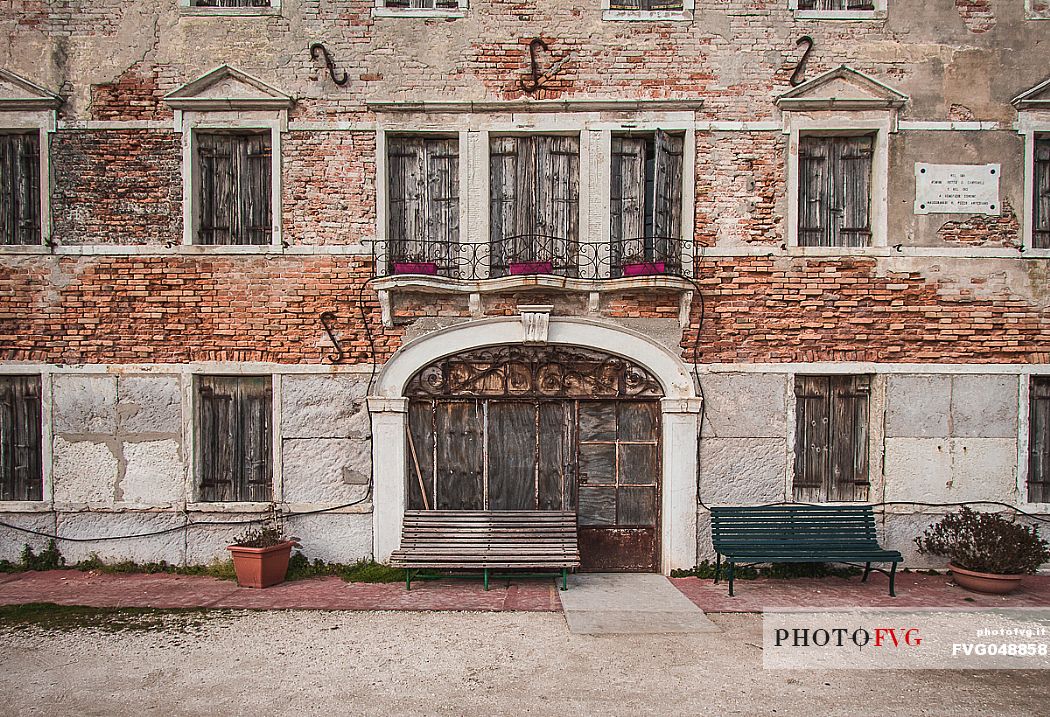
[797,0,875,9]
[382,1,462,8]
[193,1,271,6]
[196,132,272,245]
[794,375,871,502]
[387,136,459,271]
[489,135,579,276]
[1034,137,1050,249]
[0,376,43,502]
[197,376,272,502]
[610,131,683,274]
[1029,377,1050,503]
[797,135,873,247]
[0,132,41,246]
[609,1,684,9]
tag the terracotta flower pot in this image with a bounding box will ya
[227,541,295,588]
[949,563,1024,595]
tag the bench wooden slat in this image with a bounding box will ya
[391,510,581,589]
[710,504,902,597]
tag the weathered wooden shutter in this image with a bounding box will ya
[794,375,870,502]
[489,135,579,273]
[0,133,41,246]
[384,0,461,8]
[798,137,830,247]
[489,136,518,273]
[836,136,873,248]
[197,133,271,246]
[653,130,684,252]
[798,136,872,247]
[388,136,459,268]
[1029,378,1050,503]
[197,376,272,502]
[798,0,874,9]
[610,136,647,269]
[1034,138,1050,249]
[0,376,43,501]
[195,1,271,6]
[543,135,580,266]
[426,138,460,267]
[609,0,685,8]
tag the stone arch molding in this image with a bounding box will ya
[369,317,701,574]
[375,316,698,401]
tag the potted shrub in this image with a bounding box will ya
[227,520,299,589]
[915,507,1049,594]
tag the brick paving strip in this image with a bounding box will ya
[0,571,562,612]
[1,570,1049,613]
[672,572,1050,612]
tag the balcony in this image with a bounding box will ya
[369,235,697,328]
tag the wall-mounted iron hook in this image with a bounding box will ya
[310,43,350,87]
[319,311,347,364]
[519,37,550,94]
[789,36,814,87]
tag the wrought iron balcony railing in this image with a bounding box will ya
[372,235,693,281]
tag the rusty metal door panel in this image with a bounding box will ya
[576,400,661,573]
[579,527,658,572]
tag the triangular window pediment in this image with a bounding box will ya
[164,65,293,111]
[1013,77,1050,110]
[776,66,907,112]
[0,68,62,111]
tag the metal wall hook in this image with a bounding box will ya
[789,36,814,87]
[310,43,350,87]
[519,37,550,94]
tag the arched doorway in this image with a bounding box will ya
[369,316,701,575]
[403,345,664,571]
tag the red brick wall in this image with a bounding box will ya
[0,257,401,364]
[685,257,1050,364]
[937,200,1021,248]
[282,131,376,246]
[3,255,1048,366]
[51,131,182,246]
[89,63,175,122]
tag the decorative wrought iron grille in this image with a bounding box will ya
[374,235,690,280]
[404,345,664,399]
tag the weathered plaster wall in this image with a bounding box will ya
[695,370,1034,568]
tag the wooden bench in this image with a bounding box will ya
[389,510,580,590]
[710,505,903,597]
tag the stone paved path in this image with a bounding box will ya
[558,573,721,634]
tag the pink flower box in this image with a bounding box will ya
[622,261,666,277]
[393,261,439,275]
[509,260,554,275]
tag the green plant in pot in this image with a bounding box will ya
[915,508,1049,594]
[227,509,299,589]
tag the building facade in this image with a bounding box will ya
[1,0,1049,572]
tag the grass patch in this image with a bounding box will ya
[671,560,863,581]
[3,541,405,585]
[0,603,223,634]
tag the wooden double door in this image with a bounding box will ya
[407,398,661,572]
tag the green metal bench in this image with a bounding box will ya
[389,510,580,591]
[710,504,903,597]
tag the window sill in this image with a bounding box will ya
[0,501,51,513]
[372,8,466,19]
[186,501,275,513]
[794,10,885,21]
[602,10,692,22]
[0,244,49,254]
[178,7,282,17]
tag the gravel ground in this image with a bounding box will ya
[0,610,1046,716]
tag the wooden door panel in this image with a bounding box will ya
[435,401,484,510]
[488,401,537,510]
